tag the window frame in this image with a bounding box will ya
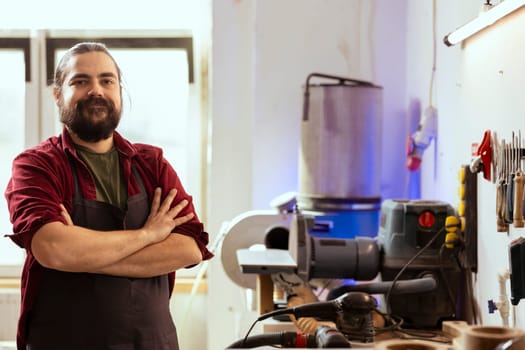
[0,38,31,81]
[45,37,194,85]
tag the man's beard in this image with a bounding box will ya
[59,96,121,142]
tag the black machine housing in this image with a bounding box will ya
[378,199,462,328]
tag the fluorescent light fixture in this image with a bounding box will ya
[444,0,525,46]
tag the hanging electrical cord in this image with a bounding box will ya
[406,0,439,173]
[430,0,439,181]
[429,0,437,108]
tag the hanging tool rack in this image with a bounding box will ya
[493,131,524,232]
[471,130,525,232]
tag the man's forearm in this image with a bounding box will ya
[31,221,153,272]
[91,233,203,278]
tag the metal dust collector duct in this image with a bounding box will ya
[297,73,383,238]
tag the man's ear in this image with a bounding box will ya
[52,87,60,103]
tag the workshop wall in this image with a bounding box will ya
[406,0,525,328]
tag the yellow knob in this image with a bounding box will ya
[445,232,459,249]
[445,215,460,233]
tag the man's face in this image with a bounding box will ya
[55,51,122,142]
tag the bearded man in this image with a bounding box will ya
[5,42,213,350]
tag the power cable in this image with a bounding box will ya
[384,225,446,315]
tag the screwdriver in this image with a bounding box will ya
[496,137,508,232]
[506,141,515,224]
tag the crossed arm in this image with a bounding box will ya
[31,188,203,278]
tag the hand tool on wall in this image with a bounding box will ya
[492,131,498,185]
[513,131,525,228]
[470,130,493,181]
[505,137,515,225]
[494,134,508,232]
[501,141,508,229]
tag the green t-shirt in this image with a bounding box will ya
[75,145,127,210]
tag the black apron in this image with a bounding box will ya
[26,165,179,350]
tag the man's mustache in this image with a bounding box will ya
[76,97,113,111]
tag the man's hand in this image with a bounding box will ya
[142,188,194,244]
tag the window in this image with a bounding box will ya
[113,49,191,182]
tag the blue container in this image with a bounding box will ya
[306,209,380,239]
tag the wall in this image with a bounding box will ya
[171,290,208,350]
[407,0,525,328]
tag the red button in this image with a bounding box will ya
[418,211,435,228]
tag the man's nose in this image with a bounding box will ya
[88,82,104,96]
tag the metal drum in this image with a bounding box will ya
[298,73,383,212]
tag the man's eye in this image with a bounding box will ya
[102,79,115,85]
[72,80,87,86]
